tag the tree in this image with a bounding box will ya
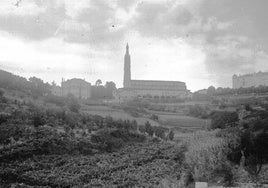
[29,76,51,98]
[0,89,4,97]
[51,81,56,87]
[242,131,268,180]
[105,81,117,98]
[138,125,146,134]
[33,111,46,127]
[211,111,238,129]
[130,120,138,131]
[168,130,174,140]
[95,79,102,86]
[145,121,154,137]
[207,86,216,96]
[67,94,81,113]
[154,126,166,139]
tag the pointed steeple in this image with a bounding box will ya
[126,43,129,54]
[124,43,131,88]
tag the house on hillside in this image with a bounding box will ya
[51,78,92,99]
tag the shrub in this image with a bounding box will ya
[241,131,268,179]
[33,111,46,127]
[0,126,97,162]
[150,114,159,121]
[145,121,154,137]
[185,105,209,118]
[0,123,28,144]
[44,94,65,106]
[91,129,124,152]
[184,130,232,183]
[91,128,145,152]
[210,111,238,129]
[138,125,146,134]
[154,126,167,139]
[0,112,10,125]
[168,130,174,141]
[67,95,80,113]
[216,127,242,163]
[0,89,4,97]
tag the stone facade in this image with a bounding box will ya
[51,78,91,99]
[117,44,188,100]
[62,78,91,99]
[233,72,268,89]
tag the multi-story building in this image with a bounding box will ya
[51,78,91,99]
[233,72,268,89]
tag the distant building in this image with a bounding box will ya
[51,78,91,99]
[233,72,268,89]
[62,78,91,99]
[116,44,189,101]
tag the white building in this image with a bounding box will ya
[51,78,91,99]
[233,72,268,89]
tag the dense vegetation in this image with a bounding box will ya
[0,72,178,187]
[0,69,267,187]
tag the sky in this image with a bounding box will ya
[0,0,268,91]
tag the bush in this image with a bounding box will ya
[185,105,209,118]
[150,114,159,121]
[0,89,4,97]
[33,111,46,127]
[138,125,146,134]
[0,126,97,162]
[216,127,242,163]
[91,128,145,152]
[154,126,168,139]
[168,130,174,141]
[91,129,124,152]
[67,95,81,113]
[145,121,154,137]
[241,131,268,179]
[184,130,232,183]
[210,111,238,129]
[44,94,65,106]
[0,112,11,125]
[0,124,28,144]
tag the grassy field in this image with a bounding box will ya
[81,104,210,136]
[81,104,160,126]
[151,110,211,135]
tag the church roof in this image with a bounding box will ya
[131,79,185,84]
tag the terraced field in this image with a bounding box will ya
[148,109,211,134]
[81,105,160,126]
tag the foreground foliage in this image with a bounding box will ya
[0,139,185,187]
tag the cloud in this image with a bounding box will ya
[0,1,66,40]
[0,31,120,85]
[0,0,268,90]
[0,0,45,16]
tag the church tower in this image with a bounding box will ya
[123,43,131,88]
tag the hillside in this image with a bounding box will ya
[0,69,267,187]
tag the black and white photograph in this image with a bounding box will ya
[0,0,267,187]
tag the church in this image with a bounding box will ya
[116,44,189,101]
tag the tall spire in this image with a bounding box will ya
[126,43,129,54]
[124,43,131,88]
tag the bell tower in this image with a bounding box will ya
[123,43,131,88]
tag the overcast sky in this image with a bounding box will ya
[0,0,268,91]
